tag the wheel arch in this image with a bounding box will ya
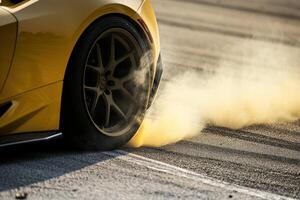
[60,11,152,131]
[62,6,150,81]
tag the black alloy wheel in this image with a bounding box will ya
[62,16,152,150]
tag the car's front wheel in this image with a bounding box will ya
[61,16,151,150]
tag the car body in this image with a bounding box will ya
[0,0,162,149]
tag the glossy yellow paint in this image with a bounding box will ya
[0,0,160,135]
[136,0,160,62]
[1,0,143,100]
[0,82,62,134]
[0,8,17,93]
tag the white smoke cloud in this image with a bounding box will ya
[128,40,300,148]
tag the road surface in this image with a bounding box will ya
[0,0,299,199]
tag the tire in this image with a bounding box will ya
[61,16,151,150]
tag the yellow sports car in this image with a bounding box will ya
[0,0,162,150]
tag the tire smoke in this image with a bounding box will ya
[128,41,300,148]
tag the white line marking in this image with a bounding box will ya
[103,150,295,200]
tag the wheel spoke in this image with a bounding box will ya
[86,64,101,73]
[103,94,111,127]
[105,93,127,122]
[90,94,100,117]
[84,85,99,94]
[120,87,137,105]
[95,43,105,71]
[116,50,134,65]
[112,101,127,121]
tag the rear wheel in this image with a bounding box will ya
[61,16,151,150]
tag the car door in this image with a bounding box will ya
[0,6,17,93]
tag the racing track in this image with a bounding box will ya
[0,0,299,199]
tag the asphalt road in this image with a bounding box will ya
[0,0,300,199]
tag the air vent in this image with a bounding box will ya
[0,102,12,118]
[1,0,26,7]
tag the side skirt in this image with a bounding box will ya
[0,131,62,148]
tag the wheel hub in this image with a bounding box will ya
[99,75,106,90]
